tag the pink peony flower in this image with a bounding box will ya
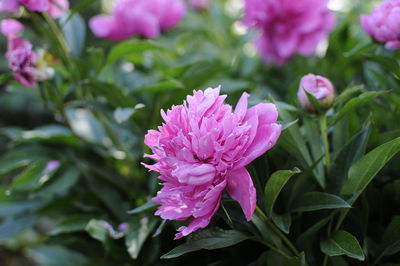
[143,86,281,239]
[297,73,335,112]
[5,37,38,88]
[189,0,209,11]
[0,18,24,37]
[0,0,68,16]
[243,0,336,64]
[47,0,69,18]
[89,0,186,41]
[0,0,20,13]
[19,0,49,12]
[360,0,400,50]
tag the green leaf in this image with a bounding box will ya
[320,230,365,261]
[0,200,48,217]
[127,201,157,214]
[376,216,400,258]
[11,162,48,191]
[87,81,133,108]
[49,215,92,235]
[291,192,351,212]
[19,125,76,144]
[326,125,371,194]
[26,245,88,266]
[61,14,86,57]
[39,167,80,197]
[341,137,400,203]
[0,215,37,240]
[85,219,108,243]
[271,213,292,234]
[264,168,301,215]
[334,85,364,105]
[65,0,97,22]
[331,91,388,125]
[134,79,184,93]
[125,215,158,259]
[65,108,108,145]
[114,108,135,123]
[107,40,166,64]
[296,214,334,246]
[161,229,251,259]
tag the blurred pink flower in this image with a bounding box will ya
[189,0,209,10]
[89,0,186,41]
[0,0,68,17]
[47,0,69,18]
[360,0,400,50]
[5,37,37,88]
[297,73,335,111]
[0,0,20,13]
[243,0,336,64]
[143,86,281,239]
[19,0,49,11]
[0,18,23,37]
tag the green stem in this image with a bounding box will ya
[256,207,300,257]
[319,114,330,171]
[255,239,292,259]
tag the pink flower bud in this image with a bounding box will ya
[360,0,400,50]
[297,74,335,112]
[0,19,24,38]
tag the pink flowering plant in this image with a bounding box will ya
[0,1,399,266]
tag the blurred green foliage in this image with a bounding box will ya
[0,0,400,265]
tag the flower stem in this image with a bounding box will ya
[255,207,300,257]
[319,114,330,171]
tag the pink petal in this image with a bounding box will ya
[48,0,69,18]
[234,92,249,121]
[173,163,216,185]
[0,19,24,37]
[226,167,256,221]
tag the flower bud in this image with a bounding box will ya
[297,74,335,112]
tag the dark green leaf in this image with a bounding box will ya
[271,213,292,234]
[107,40,167,64]
[291,192,351,212]
[161,229,251,259]
[264,168,301,215]
[0,215,37,240]
[125,215,158,259]
[331,91,388,125]
[127,201,157,214]
[320,230,365,261]
[49,215,92,235]
[27,245,88,266]
[341,137,400,203]
[326,125,371,194]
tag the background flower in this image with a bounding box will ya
[360,0,400,50]
[89,0,186,41]
[243,0,336,64]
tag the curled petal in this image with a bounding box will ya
[226,167,256,221]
